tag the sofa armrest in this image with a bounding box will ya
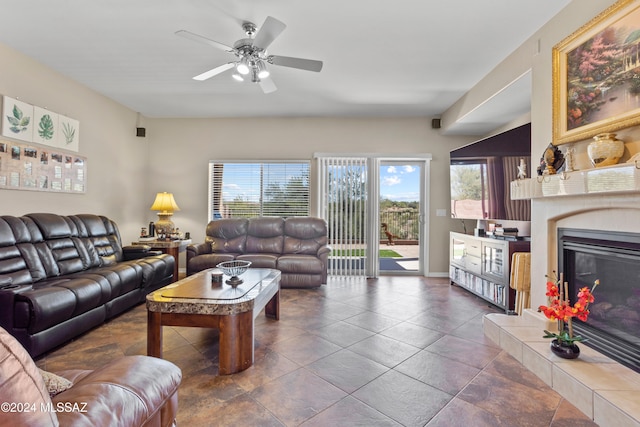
[0,276,12,288]
[122,245,163,260]
[317,244,332,258]
[54,355,182,427]
[187,242,212,259]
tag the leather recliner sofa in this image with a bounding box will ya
[0,326,182,427]
[0,213,175,358]
[187,217,331,288]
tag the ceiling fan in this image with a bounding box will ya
[176,16,323,93]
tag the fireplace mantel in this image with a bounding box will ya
[511,162,640,199]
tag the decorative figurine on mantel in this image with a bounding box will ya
[517,158,527,179]
[564,146,576,172]
[537,143,565,175]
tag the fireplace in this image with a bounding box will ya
[558,228,640,373]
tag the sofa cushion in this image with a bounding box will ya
[15,277,110,334]
[245,217,284,254]
[277,254,324,274]
[236,254,278,269]
[207,218,248,253]
[0,326,57,426]
[283,217,328,255]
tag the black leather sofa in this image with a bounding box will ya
[0,213,175,357]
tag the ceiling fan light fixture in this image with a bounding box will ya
[237,58,250,75]
[231,72,244,81]
[257,61,270,79]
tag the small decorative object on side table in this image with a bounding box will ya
[538,271,600,360]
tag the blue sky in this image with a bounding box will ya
[380,164,419,202]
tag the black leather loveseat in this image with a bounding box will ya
[0,213,175,357]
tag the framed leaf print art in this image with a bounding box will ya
[553,0,640,145]
[2,96,34,142]
[57,115,79,152]
[33,106,58,146]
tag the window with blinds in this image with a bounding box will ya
[209,161,310,219]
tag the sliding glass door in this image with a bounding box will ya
[317,154,430,279]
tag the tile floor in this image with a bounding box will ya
[35,276,599,427]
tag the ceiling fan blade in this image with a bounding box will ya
[193,63,235,81]
[252,16,286,50]
[269,55,323,72]
[259,77,277,94]
[175,30,234,52]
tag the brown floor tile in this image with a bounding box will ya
[394,349,481,395]
[306,349,388,393]
[250,368,347,426]
[35,276,597,427]
[379,321,444,348]
[300,395,402,426]
[179,393,284,427]
[426,398,506,427]
[353,369,452,427]
[424,334,502,369]
[343,310,402,333]
[347,334,420,367]
[267,333,341,366]
[310,321,375,347]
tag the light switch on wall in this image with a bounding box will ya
[436,209,447,217]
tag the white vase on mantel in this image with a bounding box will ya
[588,133,624,168]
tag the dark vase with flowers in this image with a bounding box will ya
[539,272,600,361]
[550,339,580,359]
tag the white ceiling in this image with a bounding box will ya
[0,0,570,134]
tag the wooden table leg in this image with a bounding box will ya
[265,290,279,320]
[147,310,163,358]
[165,247,179,282]
[218,310,253,375]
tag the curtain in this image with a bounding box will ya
[503,156,531,220]
[486,157,505,220]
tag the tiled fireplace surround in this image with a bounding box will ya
[483,191,640,426]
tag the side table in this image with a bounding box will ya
[132,239,191,282]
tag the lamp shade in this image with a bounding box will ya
[150,192,180,213]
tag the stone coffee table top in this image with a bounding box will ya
[146,268,280,316]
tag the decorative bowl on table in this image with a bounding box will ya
[216,260,252,286]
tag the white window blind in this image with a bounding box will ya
[209,161,310,219]
[317,156,368,277]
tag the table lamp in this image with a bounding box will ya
[150,192,180,234]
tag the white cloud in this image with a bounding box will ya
[382,175,401,186]
[403,165,416,173]
[386,166,397,173]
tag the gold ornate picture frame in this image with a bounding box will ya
[553,0,640,145]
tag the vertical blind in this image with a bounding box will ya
[209,161,310,219]
[317,156,368,277]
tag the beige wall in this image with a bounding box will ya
[146,117,474,275]
[0,43,151,240]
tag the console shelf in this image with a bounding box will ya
[449,232,530,313]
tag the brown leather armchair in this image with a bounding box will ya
[0,326,181,426]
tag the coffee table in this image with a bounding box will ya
[146,268,280,375]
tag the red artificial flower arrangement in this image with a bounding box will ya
[538,272,600,345]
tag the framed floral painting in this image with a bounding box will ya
[553,0,640,145]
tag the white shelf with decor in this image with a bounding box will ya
[449,232,530,313]
[510,161,640,200]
